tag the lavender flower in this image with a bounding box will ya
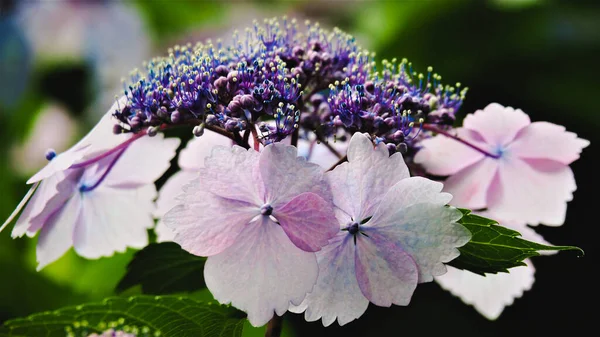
[163,141,339,326]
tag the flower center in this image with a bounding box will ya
[260,204,274,216]
[347,221,360,234]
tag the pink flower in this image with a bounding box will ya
[155,129,346,242]
[414,103,589,226]
[163,142,339,327]
[289,133,471,326]
[435,214,555,320]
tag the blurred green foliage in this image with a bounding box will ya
[0,0,596,335]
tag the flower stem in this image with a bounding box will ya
[327,155,348,171]
[422,124,500,159]
[265,316,283,337]
[80,147,127,192]
[251,125,260,151]
[70,130,146,169]
[316,134,343,159]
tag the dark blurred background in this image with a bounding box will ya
[0,1,597,336]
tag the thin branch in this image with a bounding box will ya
[422,124,500,159]
[265,316,283,337]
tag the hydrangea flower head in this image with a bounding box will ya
[290,132,471,326]
[163,141,339,326]
[414,103,589,225]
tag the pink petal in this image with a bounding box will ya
[36,193,82,270]
[435,261,535,320]
[289,233,369,327]
[367,178,470,282]
[508,121,589,165]
[202,145,263,206]
[327,133,410,221]
[178,131,232,170]
[164,178,258,256]
[463,103,531,147]
[354,231,418,307]
[102,133,180,187]
[414,128,487,176]
[259,143,331,207]
[443,157,499,210]
[73,184,156,259]
[274,192,339,252]
[204,217,318,327]
[486,158,576,226]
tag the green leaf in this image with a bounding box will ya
[449,209,584,275]
[116,242,206,295]
[0,295,246,337]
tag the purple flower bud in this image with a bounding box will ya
[45,148,56,161]
[112,124,123,134]
[171,110,181,123]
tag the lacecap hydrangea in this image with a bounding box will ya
[2,16,586,328]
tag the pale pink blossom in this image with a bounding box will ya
[290,133,471,326]
[155,129,346,242]
[163,142,339,326]
[414,103,589,226]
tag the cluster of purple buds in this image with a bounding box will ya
[324,58,468,154]
[113,17,366,145]
[113,17,466,154]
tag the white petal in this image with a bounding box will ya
[14,171,77,238]
[178,131,232,170]
[2,182,39,234]
[154,171,198,242]
[102,133,180,187]
[26,145,89,184]
[205,217,318,327]
[36,194,82,270]
[367,178,470,282]
[327,133,410,221]
[290,233,369,327]
[202,145,263,205]
[73,184,156,259]
[435,261,535,320]
[27,96,130,184]
[259,142,331,207]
